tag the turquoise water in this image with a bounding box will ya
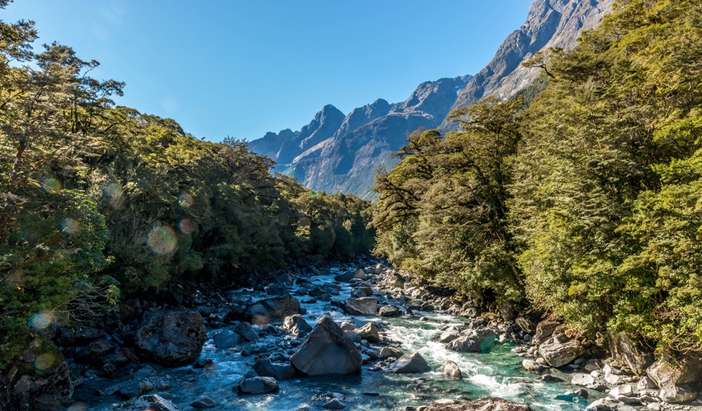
[72,269,593,410]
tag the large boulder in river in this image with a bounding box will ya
[290,315,362,376]
[343,297,379,316]
[246,294,301,325]
[389,352,431,373]
[136,310,206,366]
[421,398,531,411]
[537,327,585,368]
[446,328,497,353]
[647,354,702,403]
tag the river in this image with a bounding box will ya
[73,264,595,410]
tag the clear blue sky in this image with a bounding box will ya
[4,1,531,141]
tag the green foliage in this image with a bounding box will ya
[374,0,702,355]
[509,0,702,352]
[0,9,373,368]
[373,98,525,307]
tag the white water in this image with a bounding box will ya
[73,268,594,410]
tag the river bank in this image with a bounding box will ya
[10,259,701,410]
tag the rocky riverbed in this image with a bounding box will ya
[53,260,702,411]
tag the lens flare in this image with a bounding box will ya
[34,352,57,371]
[61,218,81,235]
[147,225,178,255]
[103,182,124,209]
[178,218,196,234]
[28,311,54,331]
[178,192,194,208]
[41,177,62,193]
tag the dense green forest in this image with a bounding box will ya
[373,0,702,355]
[0,2,373,368]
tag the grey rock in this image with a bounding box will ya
[135,310,206,366]
[355,322,381,343]
[646,355,701,403]
[446,328,497,353]
[603,364,628,386]
[608,384,640,405]
[609,332,652,376]
[234,322,259,342]
[7,360,73,411]
[389,352,431,374]
[522,359,546,372]
[437,327,461,344]
[636,376,656,391]
[246,294,301,325]
[533,318,560,345]
[443,360,462,379]
[253,357,297,380]
[585,398,616,411]
[378,346,403,359]
[322,398,346,409]
[191,396,216,409]
[132,394,179,411]
[420,398,531,410]
[213,329,240,349]
[352,286,373,298]
[283,314,312,336]
[378,305,402,317]
[343,297,379,316]
[339,321,356,332]
[290,315,362,376]
[571,373,596,387]
[538,328,584,368]
[237,376,279,395]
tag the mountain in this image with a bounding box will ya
[248,104,345,165]
[449,0,614,113]
[248,0,613,198]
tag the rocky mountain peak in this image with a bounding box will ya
[399,76,471,119]
[451,0,613,111]
[248,0,614,198]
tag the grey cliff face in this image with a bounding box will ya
[248,0,613,198]
[451,0,614,111]
[247,105,344,165]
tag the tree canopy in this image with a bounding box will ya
[0,3,373,369]
[373,0,702,354]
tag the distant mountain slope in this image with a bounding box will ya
[248,0,613,198]
[449,0,614,113]
[248,104,345,165]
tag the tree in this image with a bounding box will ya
[509,0,702,352]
